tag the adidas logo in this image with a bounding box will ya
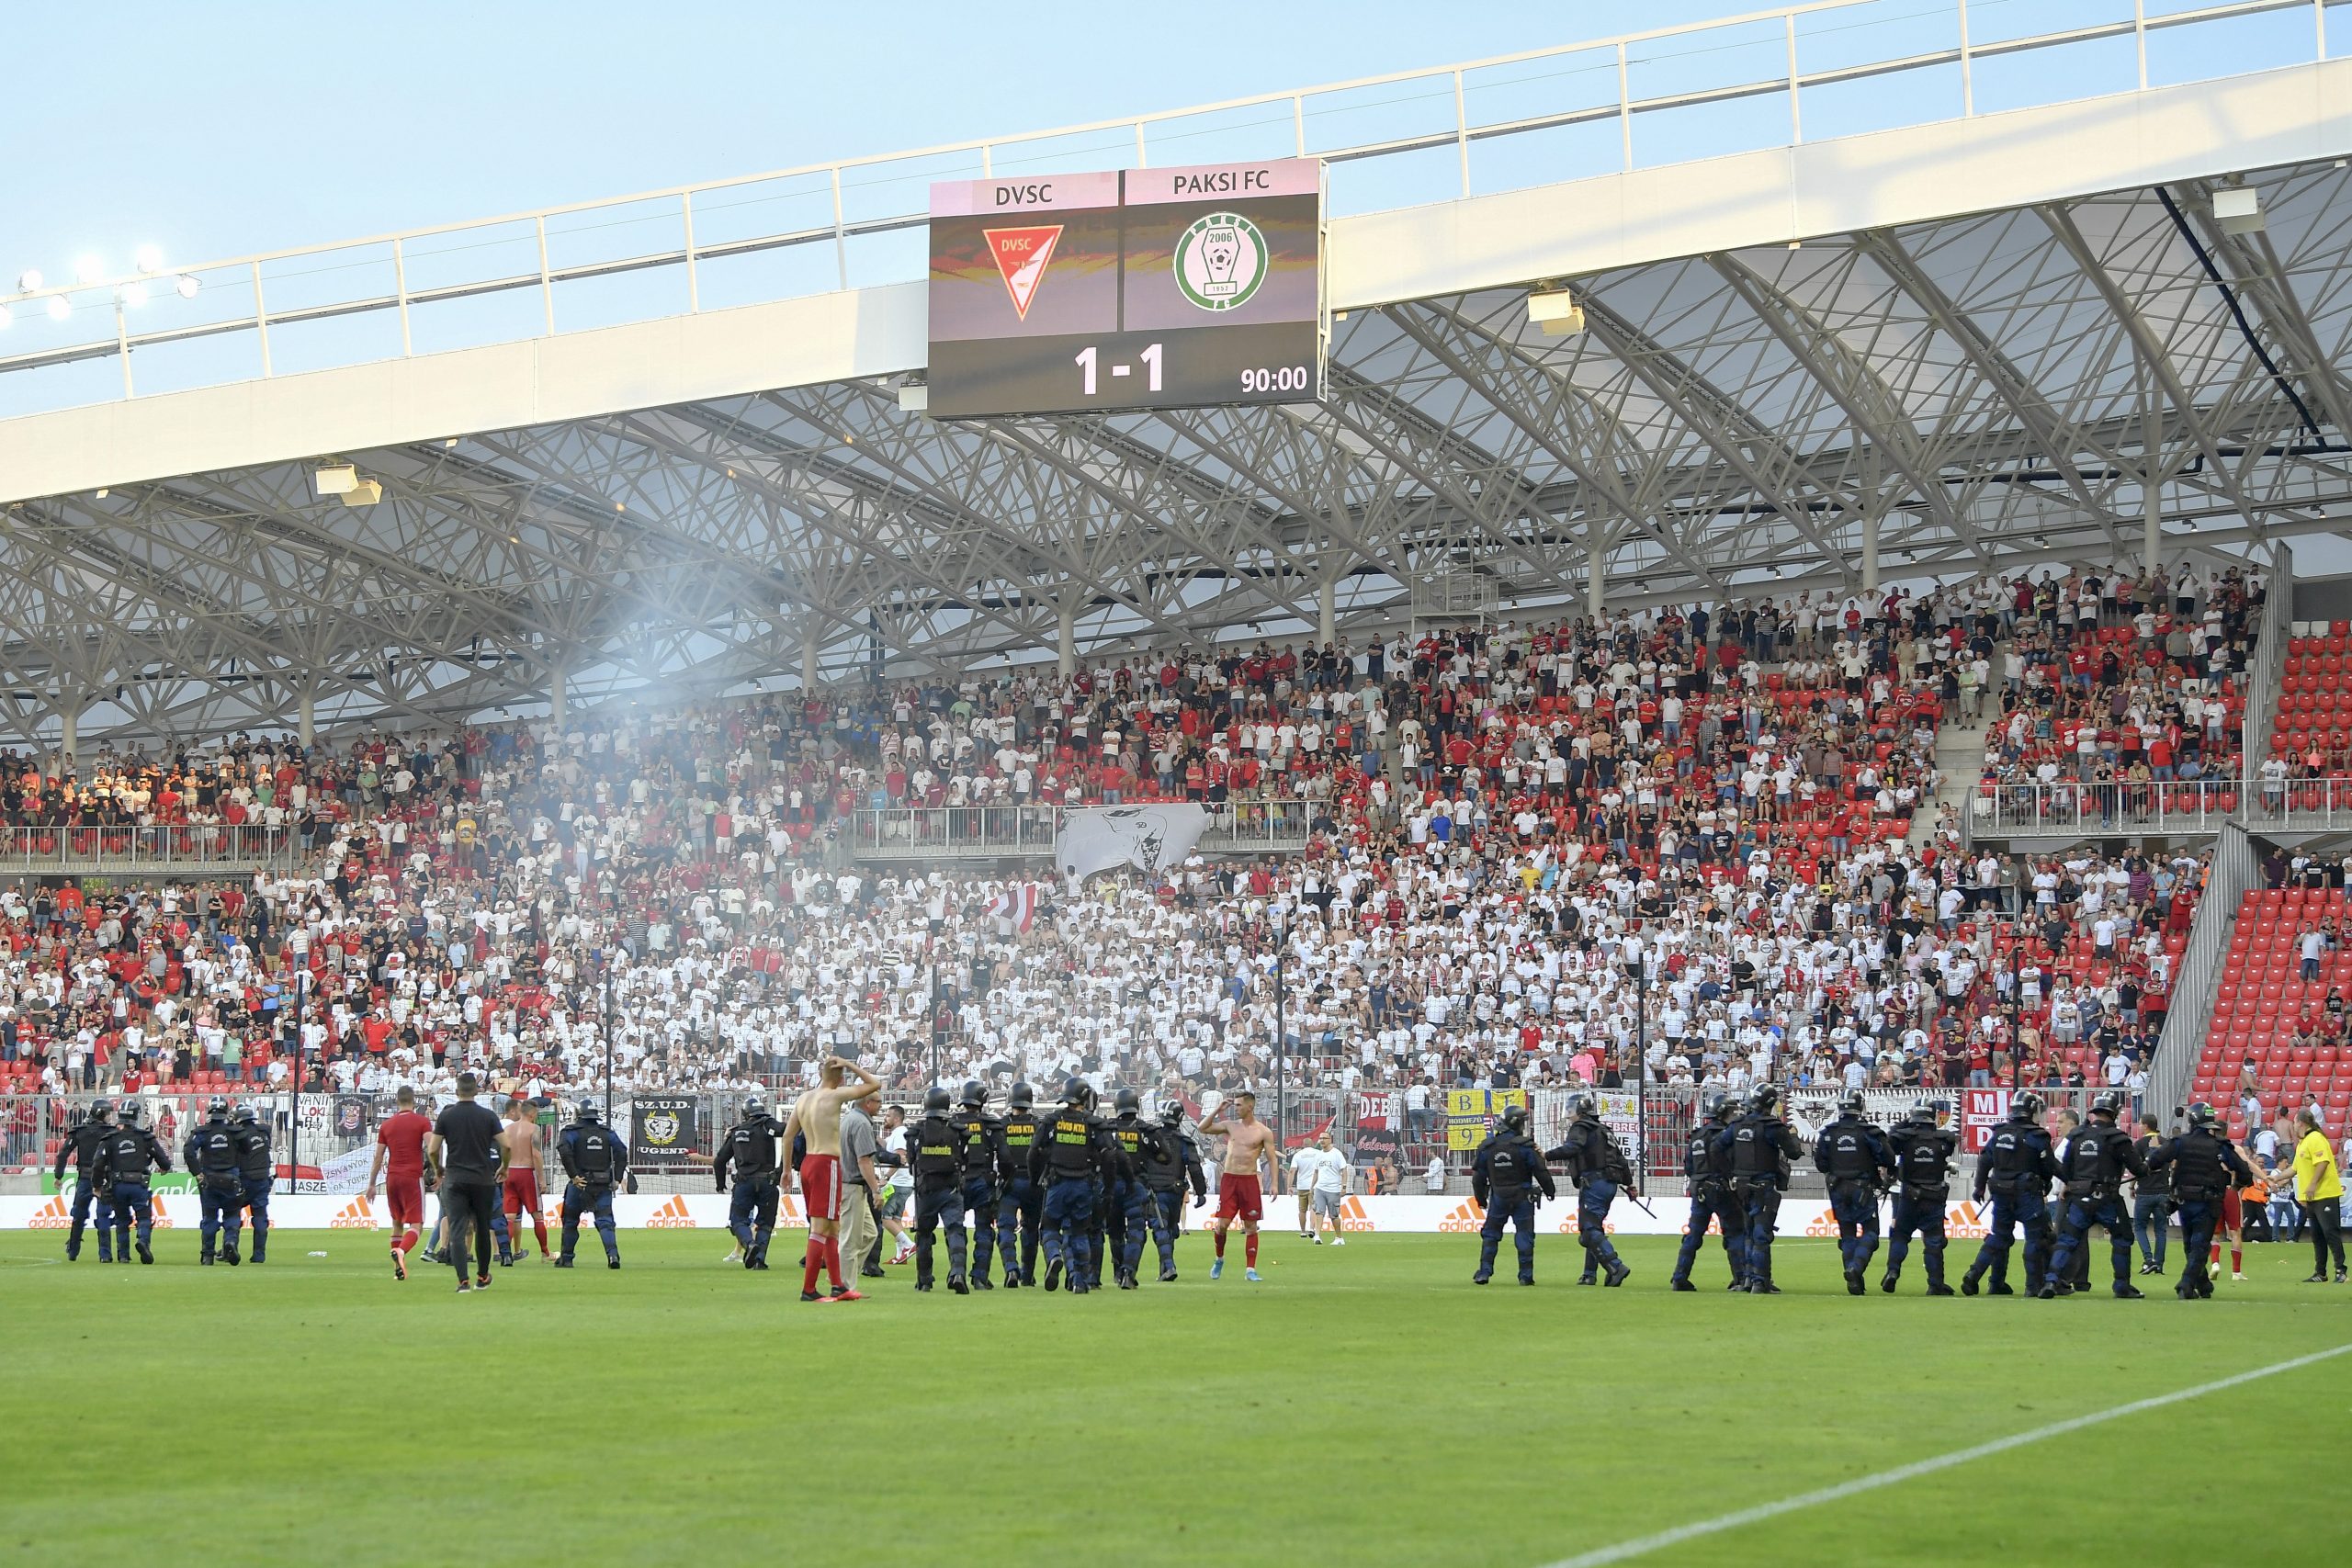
[1337,1196,1375,1233]
[27,1195,70,1229]
[644,1195,697,1229]
[1803,1212,1842,1238]
[777,1195,809,1230]
[1436,1199,1487,1233]
[1555,1216,1618,1235]
[330,1198,378,1229]
[1679,1217,1726,1237]
[1944,1201,1990,1240]
[149,1196,175,1229]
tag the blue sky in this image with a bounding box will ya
[5,0,1744,277]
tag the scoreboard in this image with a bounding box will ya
[926,158,1325,419]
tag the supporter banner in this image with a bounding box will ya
[629,1096,700,1168]
[1961,1088,2011,1154]
[1786,1088,1960,1145]
[1445,1089,1527,1151]
[1352,1092,1399,1161]
[1057,804,1209,891]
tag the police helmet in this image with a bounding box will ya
[1498,1103,1528,1133]
[1008,1081,1035,1110]
[1708,1092,1740,1122]
[2188,1100,2222,1130]
[206,1095,230,1118]
[1749,1086,1781,1116]
[1159,1101,1186,1129]
[1839,1089,1866,1116]
[741,1094,767,1120]
[577,1098,603,1123]
[960,1078,988,1109]
[1907,1104,1937,1127]
[2012,1091,2044,1122]
[1062,1076,1091,1106]
[1114,1087,1140,1115]
[87,1098,112,1122]
[2090,1089,2123,1120]
[232,1101,258,1123]
[923,1087,951,1113]
[1571,1094,1598,1120]
[119,1099,142,1126]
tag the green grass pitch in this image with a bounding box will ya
[2,1225,2342,1567]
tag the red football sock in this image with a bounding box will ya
[2211,1242,2221,1266]
[397,1229,419,1256]
[2231,1247,2243,1272]
[1214,1229,1227,1258]
[532,1214,549,1254]
[825,1235,845,1289]
[1245,1233,1259,1267]
[803,1243,824,1294]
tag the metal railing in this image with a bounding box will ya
[2241,542,2296,778]
[2242,775,2352,831]
[1968,779,2242,838]
[0,0,2334,413]
[0,823,304,876]
[2151,823,2258,1122]
[848,800,1317,860]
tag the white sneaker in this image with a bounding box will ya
[2232,1270,2246,1281]
[1333,1236,1346,1247]
[1313,1235,1322,1245]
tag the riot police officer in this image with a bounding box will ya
[950,1080,1005,1290]
[1471,1103,1555,1285]
[1546,1096,1633,1287]
[714,1093,786,1269]
[1030,1078,1125,1295]
[1669,1092,1745,1292]
[1880,1103,1958,1295]
[2144,1102,2259,1300]
[1814,1089,1896,1295]
[232,1102,274,1263]
[1961,1091,2057,1296]
[1717,1085,1804,1293]
[2042,1089,2148,1298]
[994,1082,1047,1288]
[187,1097,246,1267]
[52,1100,116,1263]
[96,1099,169,1265]
[910,1087,971,1293]
[1101,1089,1157,1290]
[1139,1102,1209,1282]
[555,1098,627,1269]
[2131,1111,2174,1277]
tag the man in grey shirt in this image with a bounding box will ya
[836,1090,887,1280]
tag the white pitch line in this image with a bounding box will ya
[1541,1341,2352,1568]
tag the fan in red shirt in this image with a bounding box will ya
[367,1086,435,1280]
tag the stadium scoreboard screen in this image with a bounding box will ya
[926,158,1325,418]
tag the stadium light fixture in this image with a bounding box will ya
[1526,285,1584,337]
[45,296,68,321]
[175,275,200,299]
[312,463,359,497]
[16,269,40,292]
[134,245,165,274]
[74,255,103,286]
[2213,186,2263,235]
[340,479,383,508]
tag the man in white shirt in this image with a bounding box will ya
[1303,1132,1351,1245]
[1289,1139,1324,1239]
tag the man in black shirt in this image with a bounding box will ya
[427,1073,508,1294]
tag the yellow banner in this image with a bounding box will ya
[1444,1089,1527,1149]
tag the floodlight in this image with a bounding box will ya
[175,275,200,299]
[313,463,359,497]
[45,296,68,321]
[134,245,164,274]
[1527,286,1585,337]
[341,479,383,508]
[16,269,40,292]
[74,255,103,285]
[2213,187,2263,235]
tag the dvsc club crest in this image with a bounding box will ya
[1173,211,1268,312]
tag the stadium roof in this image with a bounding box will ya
[2,1,2349,744]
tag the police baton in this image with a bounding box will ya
[1621,1189,1661,1222]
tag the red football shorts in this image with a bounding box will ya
[385,1178,424,1228]
[799,1155,842,1222]
[2221,1188,2243,1230]
[503,1168,540,1213]
[1216,1172,1263,1223]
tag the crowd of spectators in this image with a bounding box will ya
[0,560,2256,1173]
